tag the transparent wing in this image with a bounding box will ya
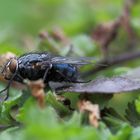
[50,56,98,65]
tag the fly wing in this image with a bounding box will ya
[50,56,98,65]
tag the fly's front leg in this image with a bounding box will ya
[0,70,21,101]
[0,84,10,101]
[42,63,52,82]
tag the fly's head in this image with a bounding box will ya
[2,58,18,80]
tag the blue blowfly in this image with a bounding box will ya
[0,52,100,100]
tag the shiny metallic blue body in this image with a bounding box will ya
[15,53,78,83]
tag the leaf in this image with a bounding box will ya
[125,100,140,127]
[102,107,127,132]
[16,101,103,140]
[77,100,100,127]
[110,124,132,140]
[46,91,73,116]
[56,76,140,94]
[131,127,140,140]
[92,20,120,48]
[0,94,21,127]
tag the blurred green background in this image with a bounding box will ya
[0,0,132,54]
[0,0,123,35]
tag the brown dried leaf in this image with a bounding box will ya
[55,95,73,110]
[78,100,100,127]
[92,20,120,48]
[51,27,69,44]
[26,79,45,108]
[120,0,135,39]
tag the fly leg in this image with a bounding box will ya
[1,61,10,74]
[55,70,72,82]
[56,70,90,83]
[42,64,52,82]
[0,83,10,101]
[0,72,18,100]
[0,73,24,101]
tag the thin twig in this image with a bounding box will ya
[83,51,140,77]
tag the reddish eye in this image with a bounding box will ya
[8,59,17,73]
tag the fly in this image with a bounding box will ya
[0,52,98,100]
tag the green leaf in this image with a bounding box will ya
[0,94,21,125]
[135,96,140,114]
[110,124,132,140]
[46,91,71,115]
[125,101,140,127]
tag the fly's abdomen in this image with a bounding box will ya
[49,64,78,82]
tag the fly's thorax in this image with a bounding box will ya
[18,59,49,80]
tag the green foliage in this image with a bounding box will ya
[1,90,140,139]
[0,97,108,140]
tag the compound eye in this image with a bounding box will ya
[8,59,18,73]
